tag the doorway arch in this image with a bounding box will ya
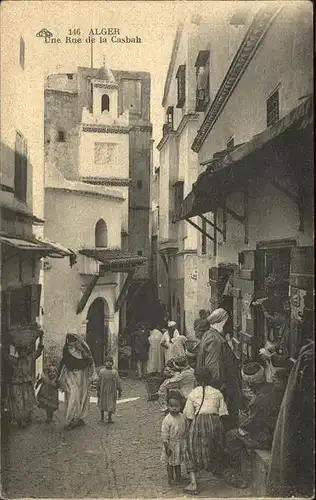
[86,298,109,366]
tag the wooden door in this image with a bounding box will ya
[289,246,314,357]
[86,298,108,366]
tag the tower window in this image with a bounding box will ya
[95,219,108,248]
[101,94,110,112]
[137,180,143,189]
[137,251,143,256]
[67,74,73,80]
[176,65,186,108]
[57,130,65,142]
[14,131,28,202]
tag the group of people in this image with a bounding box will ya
[143,307,299,494]
[3,304,313,497]
[4,332,122,429]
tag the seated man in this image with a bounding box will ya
[223,361,285,488]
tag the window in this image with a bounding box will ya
[20,37,25,69]
[201,218,207,255]
[95,219,108,248]
[67,74,73,80]
[57,130,65,142]
[14,131,27,202]
[267,88,279,127]
[195,51,210,112]
[166,106,174,130]
[101,94,110,112]
[173,181,184,217]
[227,136,234,150]
[176,65,186,108]
[137,180,143,189]
[137,250,143,256]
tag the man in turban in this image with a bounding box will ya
[223,361,285,488]
[195,308,243,430]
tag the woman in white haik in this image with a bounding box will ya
[160,321,181,364]
[56,332,97,429]
[147,323,164,374]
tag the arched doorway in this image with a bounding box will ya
[86,298,109,366]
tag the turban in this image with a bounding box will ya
[173,356,189,370]
[242,362,265,384]
[168,320,176,327]
[208,308,229,325]
[197,319,210,333]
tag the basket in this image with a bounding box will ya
[144,373,164,401]
[9,324,43,348]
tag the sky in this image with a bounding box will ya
[1,1,238,165]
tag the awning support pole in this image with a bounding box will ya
[185,217,214,242]
[159,252,169,274]
[244,179,249,244]
[216,201,245,225]
[200,214,223,234]
[214,209,217,256]
[223,207,227,242]
[76,275,99,315]
[115,269,135,312]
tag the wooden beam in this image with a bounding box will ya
[200,214,223,234]
[223,206,227,242]
[115,269,135,312]
[185,217,214,242]
[244,179,249,244]
[216,201,245,224]
[76,275,99,315]
[214,209,217,256]
[159,252,169,273]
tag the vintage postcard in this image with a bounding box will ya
[0,0,314,499]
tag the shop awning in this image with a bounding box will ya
[76,249,147,315]
[178,96,313,220]
[79,248,147,271]
[0,234,74,258]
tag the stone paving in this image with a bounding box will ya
[1,378,251,498]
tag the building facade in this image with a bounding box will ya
[155,7,260,333]
[0,19,71,381]
[177,2,313,360]
[43,65,153,364]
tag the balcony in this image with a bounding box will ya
[195,89,209,112]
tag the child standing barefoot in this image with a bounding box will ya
[97,356,122,424]
[183,368,228,495]
[36,366,59,423]
[161,391,187,485]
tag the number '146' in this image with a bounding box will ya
[68,28,81,35]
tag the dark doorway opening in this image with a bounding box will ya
[86,298,109,366]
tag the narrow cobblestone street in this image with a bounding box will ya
[2,379,250,498]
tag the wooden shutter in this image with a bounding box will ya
[233,251,256,360]
[289,246,314,357]
[209,267,219,311]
